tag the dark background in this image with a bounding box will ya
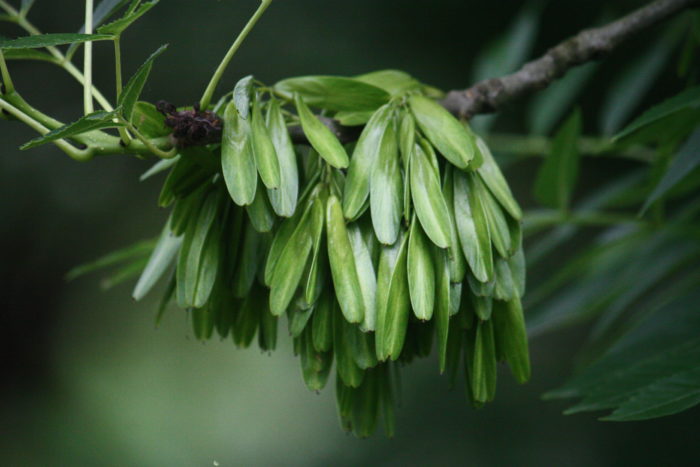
[1,0,698,465]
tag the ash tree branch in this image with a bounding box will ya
[287,0,698,145]
[441,0,700,119]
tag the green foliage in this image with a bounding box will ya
[534,110,582,210]
[20,110,122,150]
[119,44,168,122]
[528,83,700,421]
[60,69,528,437]
[642,129,700,213]
[0,33,112,49]
[4,0,700,440]
[97,0,159,36]
[275,76,390,111]
[545,290,700,421]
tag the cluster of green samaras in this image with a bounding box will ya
[135,71,530,437]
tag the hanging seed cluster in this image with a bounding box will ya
[135,71,530,437]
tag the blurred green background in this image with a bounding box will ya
[1,0,699,465]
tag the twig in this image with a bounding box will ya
[83,0,95,115]
[282,0,699,146]
[199,0,272,110]
[441,0,700,118]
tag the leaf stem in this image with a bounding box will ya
[0,0,114,111]
[121,117,177,159]
[0,96,91,161]
[0,48,14,93]
[84,0,95,115]
[113,38,123,99]
[484,133,655,163]
[199,0,272,110]
[523,209,647,235]
[113,37,132,145]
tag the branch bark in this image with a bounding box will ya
[441,0,700,119]
[288,0,698,145]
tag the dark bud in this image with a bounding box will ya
[156,100,223,147]
[156,100,177,115]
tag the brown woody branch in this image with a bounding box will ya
[441,0,700,119]
[286,0,699,145]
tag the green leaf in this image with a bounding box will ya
[288,305,314,338]
[354,69,420,96]
[233,222,263,298]
[493,257,517,301]
[547,290,700,421]
[233,284,263,347]
[233,75,254,119]
[408,94,475,169]
[269,205,314,315]
[100,257,148,290]
[95,0,133,27]
[326,195,365,324]
[21,110,121,150]
[471,319,497,403]
[343,103,393,220]
[250,97,280,189]
[434,248,450,373]
[132,220,181,301]
[140,156,178,181]
[442,167,466,283]
[131,101,169,138]
[221,101,257,205]
[407,217,435,321]
[348,224,378,333]
[157,149,214,207]
[475,136,522,220]
[299,328,332,391]
[65,0,133,60]
[374,234,404,360]
[400,113,416,225]
[334,110,375,126]
[410,143,452,249]
[0,33,113,49]
[509,247,526,298]
[266,99,299,217]
[176,190,220,308]
[66,239,154,281]
[344,319,377,370]
[493,298,530,384]
[641,128,700,214]
[155,273,175,326]
[245,179,275,233]
[370,116,402,245]
[275,75,390,112]
[2,48,59,64]
[602,367,700,421]
[295,94,349,169]
[379,232,410,361]
[334,310,365,388]
[312,289,334,352]
[614,86,700,141]
[119,44,168,122]
[264,191,313,286]
[471,294,492,321]
[303,195,326,306]
[528,63,597,136]
[599,30,678,135]
[477,179,512,258]
[453,170,493,282]
[97,0,159,35]
[534,109,582,210]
